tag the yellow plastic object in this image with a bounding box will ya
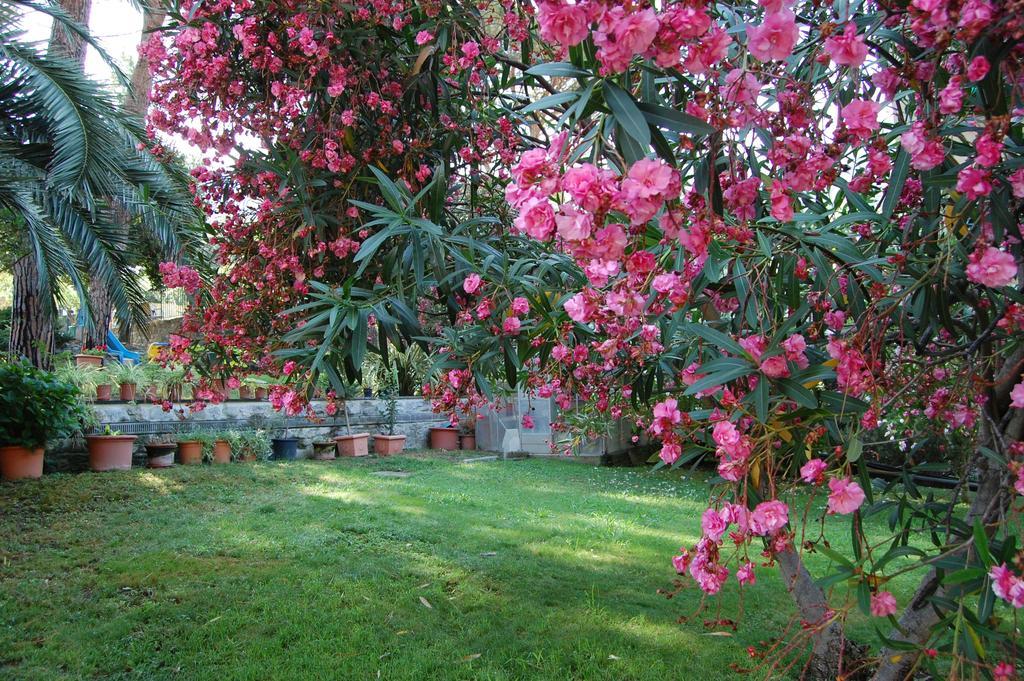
[147,343,164,361]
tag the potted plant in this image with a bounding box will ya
[141,363,164,401]
[229,429,271,462]
[237,378,255,400]
[244,375,269,400]
[459,410,477,450]
[158,367,186,402]
[312,439,337,460]
[270,418,299,461]
[57,361,101,401]
[112,361,148,402]
[85,425,138,472]
[144,434,177,468]
[373,368,406,456]
[75,346,106,367]
[429,424,460,450]
[94,365,114,402]
[0,360,89,481]
[176,427,203,465]
[209,431,232,464]
[335,397,369,457]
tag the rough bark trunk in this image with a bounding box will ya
[84,3,166,349]
[127,4,166,118]
[48,0,93,60]
[777,547,849,680]
[9,0,93,366]
[9,256,55,368]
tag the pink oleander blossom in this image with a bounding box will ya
[824,23,868,67]
[1011,380,1024,409]
[870,591,898,617]
[746,10,799,62]
[463,273,482,294]
[827,477,866,514]
[800,458,827,485]
[841,99,880,140]
[966,246,1017,288]
[750,500,789,535]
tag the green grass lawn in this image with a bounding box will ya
[0,454,913,680]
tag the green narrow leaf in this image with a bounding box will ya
[604,81,650,150]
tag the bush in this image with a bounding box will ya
[0,359,89,448]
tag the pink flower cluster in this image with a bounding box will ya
[990,563,1024,608]
[535,1,730,75]
[158,262,202,295]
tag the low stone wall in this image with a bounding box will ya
[47,397,450,473]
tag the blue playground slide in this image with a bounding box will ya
[73,309,143,363]
[106,330,141,364]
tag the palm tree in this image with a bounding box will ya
[0,0,204,366]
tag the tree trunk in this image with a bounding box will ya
[777,547,849,680]
[84,3,166,349]
[10,0,93,367]
[48,0,93,61]
[127,4,167,118]
[9,256,55,368]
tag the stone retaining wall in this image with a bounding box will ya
[47,397,450,473]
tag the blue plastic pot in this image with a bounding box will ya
[271,437,299,461]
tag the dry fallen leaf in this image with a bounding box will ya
[417,582,430,589]
[462,653,482,662]
[703,631,733,636]
[419,596,433,609]
[608,655,620,660]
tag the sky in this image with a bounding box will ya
[21,0,144,83]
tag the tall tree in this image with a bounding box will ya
[8,0,91,365]
[82,1,171,348]
[1,0,204,365]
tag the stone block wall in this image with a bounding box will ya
[47,398,450,473]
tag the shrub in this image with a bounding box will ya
[0,359,89,448]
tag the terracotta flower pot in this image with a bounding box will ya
[374,434,406,456]
[144,386,159,401]
[96,384,113,401]
[238,386,254,400]
[177,440,203,465]
[75,354,103,367]
[335,433,370,457]
[429,427,460,451]
[145,443,176,468]
[212,440,231,464]
[460,434,476,451]
[86,435,137,472]
[212,379,229,399]
[255,387,268,400]
[238,451,257,463]
[0,445,44,481]
[312,441,336,461]
[168,386,182,402]
[119,382,137,402]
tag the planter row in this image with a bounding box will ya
[0,434,411,480]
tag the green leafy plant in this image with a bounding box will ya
[111,361,149,388]
[376,365,399,436]
[0,359,89,448]
[227,429,272,461]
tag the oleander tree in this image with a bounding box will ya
[427,1,1023,680]
[150,0,1023,677]
[145,0,560,406]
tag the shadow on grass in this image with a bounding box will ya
[0,456,842,680]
